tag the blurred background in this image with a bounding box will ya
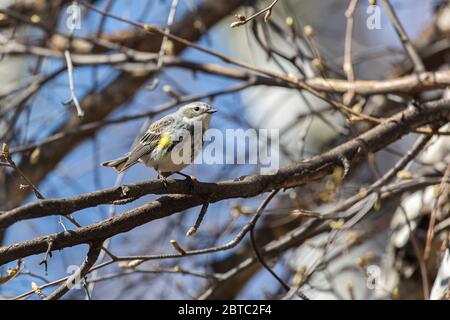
[0,0,449,299]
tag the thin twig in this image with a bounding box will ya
[326,133,433,220]
[381,0,425,73]
[2,143,44,200]
[38,237,54,275]
[45,240,103,300]
[63,49,84,117]
[249,189,309,300]
[398,205,430,299]
[230,0,279,28]
[424,164,450,260]
[186,202,209,236]
[343,0,358,105]
[77,0,446,132]
[148,0,179,90]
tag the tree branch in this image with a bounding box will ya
[1,98,449,266]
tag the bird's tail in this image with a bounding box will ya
[101,156,129,173]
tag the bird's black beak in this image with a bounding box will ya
[207,108,218,114]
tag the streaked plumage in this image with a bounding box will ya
[102,102,217,178]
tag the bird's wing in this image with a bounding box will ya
[124,116,175,167]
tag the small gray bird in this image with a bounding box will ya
[102,102,217,184]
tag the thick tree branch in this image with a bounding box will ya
[0,98,449,266]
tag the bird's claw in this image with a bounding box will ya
[157,173,169,189]
[162,178,168,189]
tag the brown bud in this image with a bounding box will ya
[174,265,182,272]
[30,14,41,24]
[312,58,324,72]
[285,16,294,27]
[2,143,10,159]
[31,282,46,299]
[30,147,41,165]
[264,9,272,23]
[230,14,247,28]
[170,240,186,255]
[236,14,246,22]
[186,227,196,237]
[397,171,413,180]
[230,21,245,28]
[303,25,314,37]
[143,24,156,32]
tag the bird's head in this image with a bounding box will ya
[178,102,218,121]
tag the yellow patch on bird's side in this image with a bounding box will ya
[157,133,172,149]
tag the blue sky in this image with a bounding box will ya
[1,0,438,299]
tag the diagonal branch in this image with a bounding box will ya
[0,98,449,266]
[45,241,103,300]
[381,0,425,73]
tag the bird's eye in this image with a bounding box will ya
[194,106,200,112]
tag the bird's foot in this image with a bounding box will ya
[157,173,169,189]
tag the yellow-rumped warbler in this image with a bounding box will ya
[102,102,217,184]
